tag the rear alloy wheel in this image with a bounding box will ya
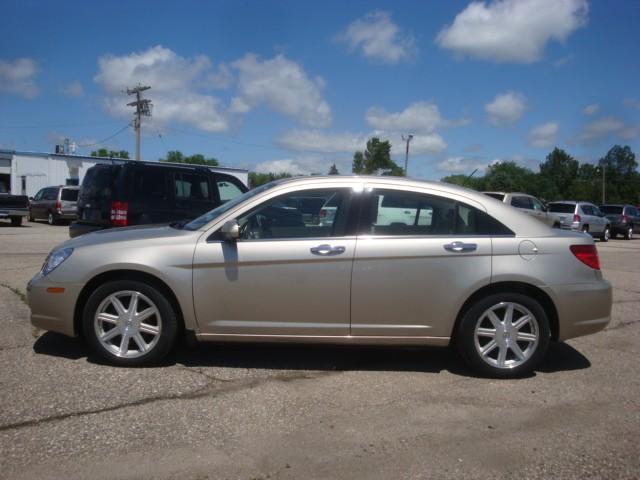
[83,280,178,366]
[625,226,633,240]
[457,293,550,378]
[601,227,610,242]
[47,212,55,225]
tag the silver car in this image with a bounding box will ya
[483,192,558,228]
[27,176,612,378]
[547,201,611,242]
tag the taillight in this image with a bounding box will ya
[570,244,600,270]
[110,201,128,226]
[56,200,61,213]
[319,209,327,218]
[622,215,628,223]
[573,214,581,223]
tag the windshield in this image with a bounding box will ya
[548,203,576,213]
[599,205,623,215]
[183,181,279,230]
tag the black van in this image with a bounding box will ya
[69,161,247,238]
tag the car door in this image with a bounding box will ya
[582,204,601,233]
[192,185,359,337]
[31,188,45,218]
[350,187,495,339]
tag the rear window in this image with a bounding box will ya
[599,205,623,214]
[81,166,119,198]
[61,189,78,201]
[484,193,505,201]
[548,203,575,213]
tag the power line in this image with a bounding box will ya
[76,123,132,148]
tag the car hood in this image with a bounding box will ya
[57,224,200,250]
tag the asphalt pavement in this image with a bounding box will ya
[0,221,638,479]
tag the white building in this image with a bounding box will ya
[0,149,248,197]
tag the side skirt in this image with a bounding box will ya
[194,333,451,347]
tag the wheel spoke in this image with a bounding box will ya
[110,296,127,317]
[497,345,508,367]
[129,292,140,316]
[516,331,537,342]
[512,315,531,330]
[511,342,526,361]
[138,323,160,336]
[136,307,156,323]
[480,339,498,356]
[101,328,119,342]
[132,333,148,352]
[119,333,130,354]
[503,303,514,325]
[476,327,496,338]
[486,310,502,329]
[97,312,119,325]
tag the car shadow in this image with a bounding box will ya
[33,332,591,378]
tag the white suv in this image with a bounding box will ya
[483,192,558,228]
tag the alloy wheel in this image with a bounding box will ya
[628,227,633,240]
[94,290,162,359]
[473,302,540,369]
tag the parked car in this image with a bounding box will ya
[599,204,640,240]
[69,161,248,238]
[0,178,28,226]
[28,176,612,378]
[547,201,611,241]
[482,192,558,228]
[29,185,79,225]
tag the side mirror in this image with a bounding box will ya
[29,197,34,201]
[220,219,240,241]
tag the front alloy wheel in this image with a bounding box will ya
[457,293,550,378]
[601,227,610,242]
[625,226,633,240]
[84,280,178,366]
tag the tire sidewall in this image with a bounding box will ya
[457,293,551,378]
[82,280,178,366]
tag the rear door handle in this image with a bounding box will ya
[310,244,346,256]
[443,241,477,253]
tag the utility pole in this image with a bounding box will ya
[126,85,152,161]
[602,164,606,204]
[402,134,414,176]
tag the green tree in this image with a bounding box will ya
[248,172,292,188]
[598,145,640,204]
[159,150,219,166]
[482,161,537,193]
[328,163,339,175]
[90,148,129,159]
[539,148,579,200]
[352,137,404,176]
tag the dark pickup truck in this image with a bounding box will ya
[0,180,29,226]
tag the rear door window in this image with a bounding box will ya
[548,203,575,213]
[132,168,167,201]
[43,188,58,200]
[511,196,533,209]
[174,173,211,201]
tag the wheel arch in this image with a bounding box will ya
[73,269,185,338]
[452,281,559,342]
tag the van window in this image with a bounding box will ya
[548,203,575,213]
[133,169,167,201]
[82,166,119,199]
[61,189,78,201]
[174,173,210,201]
[217,179,244,203]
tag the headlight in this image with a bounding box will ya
[42,248,73,276]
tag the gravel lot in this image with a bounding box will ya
[1,221,639,480]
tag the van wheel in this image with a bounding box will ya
[47,212,56,225]
[83,280,178,366]
[456,293,550,378]
[625,226,634,240]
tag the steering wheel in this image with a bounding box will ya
[240,214,270,239]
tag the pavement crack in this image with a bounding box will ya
[607,319,640,331]
[0,283,27,304]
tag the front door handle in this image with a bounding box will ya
[443,241,477,253]
[310,244,346,256]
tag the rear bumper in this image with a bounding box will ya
[541,280,612,341]
[69,221,106,238]
[27,272,82,337]
[0,208,28,218]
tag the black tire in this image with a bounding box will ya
[83,280,178,366]
[28,210,35,222]
[456,293,551,379]
[600,226,610,242]
[47,212,56,225]
[581,225,589,234]
[10,216,22,227]
[625,226,633,240]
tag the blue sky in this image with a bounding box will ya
[1,0,639,179]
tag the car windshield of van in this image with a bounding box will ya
[548,203,575,213]
[599,205,623,215]
[182,182,279,231]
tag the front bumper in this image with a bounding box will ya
[27,272,83,337]
[541,280,612,341]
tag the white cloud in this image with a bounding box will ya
[583,103,599,115]
[277,129,446,156]
[437,156,494,174]
[485,91,527,126]
[580,117,639,141]
[0,58,39,98]
[254,156,351,176]
[366,101,468,133]
[94,45,229,133]
[61,81,84,97]
[528,122,559,148]
[337,11,416,64]
[436,0,588,63]
[231,54,331,127]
